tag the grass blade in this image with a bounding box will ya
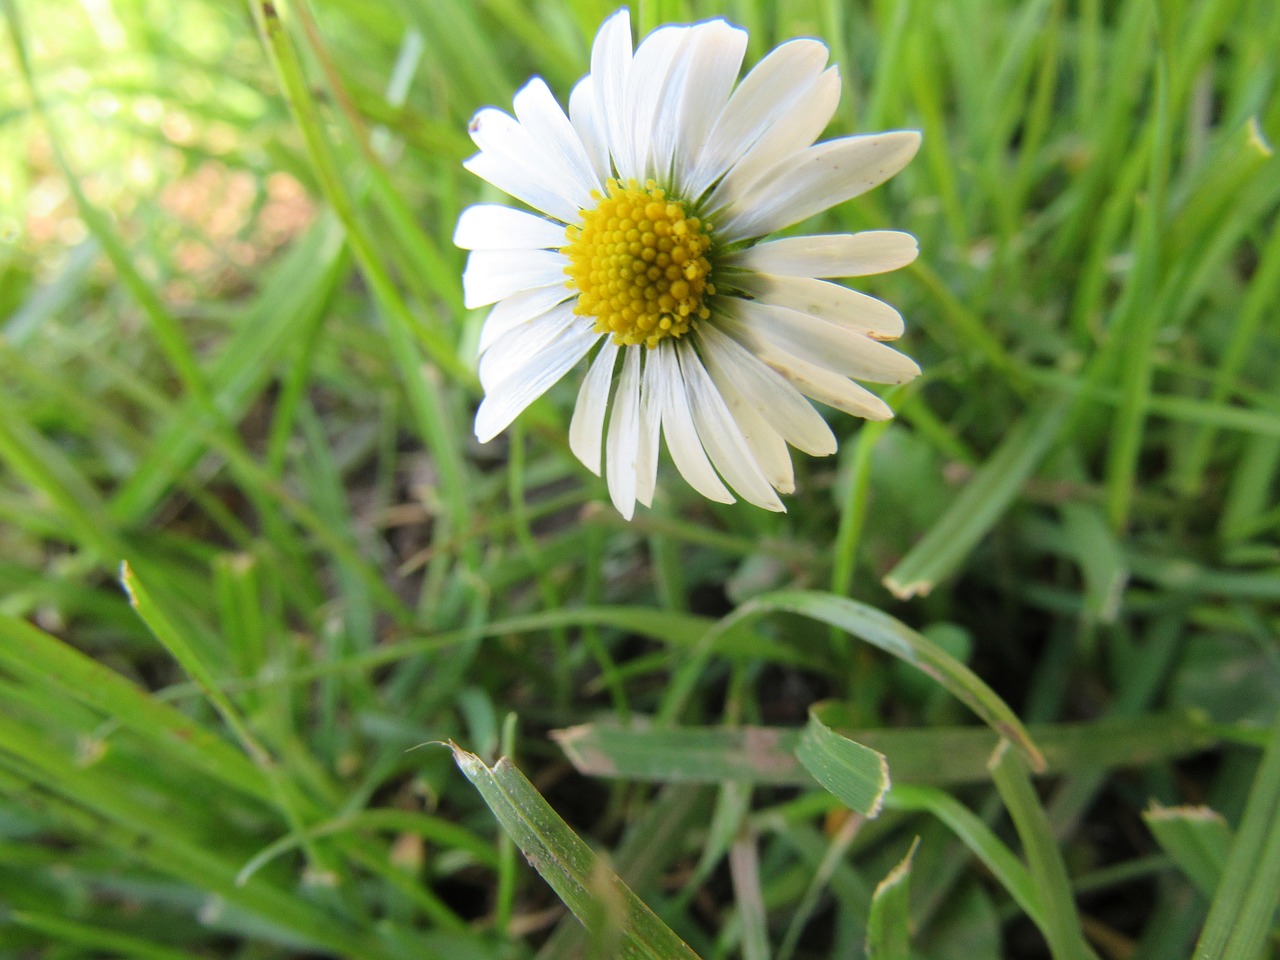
[1193,707,1280,960]
[988,741,1097,960]
[866,837,920,960]
[795,708,890,817]
[1142,804,1231,898]
[680,591,1045,771]
[451,744,704,960]
[883,395,1072,598]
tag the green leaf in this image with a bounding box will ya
[451,744,704,960]
[988,742,1097,960]
[1142,804,1232,898]
[553,711,1214,787]
[866,837,920,960]
[1194,708,1280,960]
[883,396,1072,599]
[884,785,1044,930]
[694,591,1045,772]
[795,708,891,817]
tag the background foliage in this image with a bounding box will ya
[1,0,1279,957]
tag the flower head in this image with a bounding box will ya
[456,9,921,518]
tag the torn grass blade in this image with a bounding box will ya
[1142,804,1231,898]
[866,837,920,960]
[451,744,703,960]
[795,708,890,817]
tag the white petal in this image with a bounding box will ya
[466,108,593,220]
[569,76,613,183]
[677,340,784,511]
[719,317,895,421]
[478,284,574,355]
[728,272,905,340]
[728,297,920,384]
[705,361,795,494]
[623,25,689,181]
[475,322,601,442]
[667,20,748,193]
[725,231,918,277]
[569,339,618,475]
[605,346,643,519]
[703,67,841,210]
[684,38,829,200]
[462,248,568,309]
[512,77,601,199]
[654,340,734,504]
[454,204,568,250]
[717,131,922,242]
[463,151,581,226]
[697,323,836,456]
[479,301,578,390]
[593,9,634,182]
[634,351,664,508]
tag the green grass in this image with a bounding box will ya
[2,0,1279,957]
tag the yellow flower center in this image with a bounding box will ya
[563,178,714,349]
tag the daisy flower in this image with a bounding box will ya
[455,9,921,518]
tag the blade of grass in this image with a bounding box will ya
[1192,707,1280,960]
[661,591,1045,771]
[795,707,890,817]
[1103,58,1169,531]
[883,395,1072,599]
[451,743,705,960]
[1142,804,1231,898]
[988,741,1097,960]
[866,837,920,960]
[885,784,1043,929]
[554,711,1215,786]
[0,614,270,802]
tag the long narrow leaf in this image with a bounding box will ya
[795,708,890,817]
[451,744,704,960]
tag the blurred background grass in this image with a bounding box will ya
[1,0,1278,957]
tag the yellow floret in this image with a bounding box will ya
[562,178,714,349]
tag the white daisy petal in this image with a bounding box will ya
[569,339,619,475]
[717,131,922,242]
[704,67,841,210]
[454,204,568,250]
[668,19,748,192]
[512,77,602,199]
[625,25,689,181]
[654,340,734,503]
[569,76,612,183]
[782,362,894,421]
[475,321,601,442]
[478,284,574,355]
[773,355,895,421]
[728,272,905,340]
[634,352,663,508]
[705,361,795,494]
[685,38,830,200]
[605,346,643,519]
[479,301,581,390]
[593,9,634,179]
[727,297,921,384]
[462,249,568,309]
[677,340,784,511]
[697,323,836,456]
[466,108,594,219]
[719,315,895,421]
[725,231,918,278]
[463,151,581,226]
